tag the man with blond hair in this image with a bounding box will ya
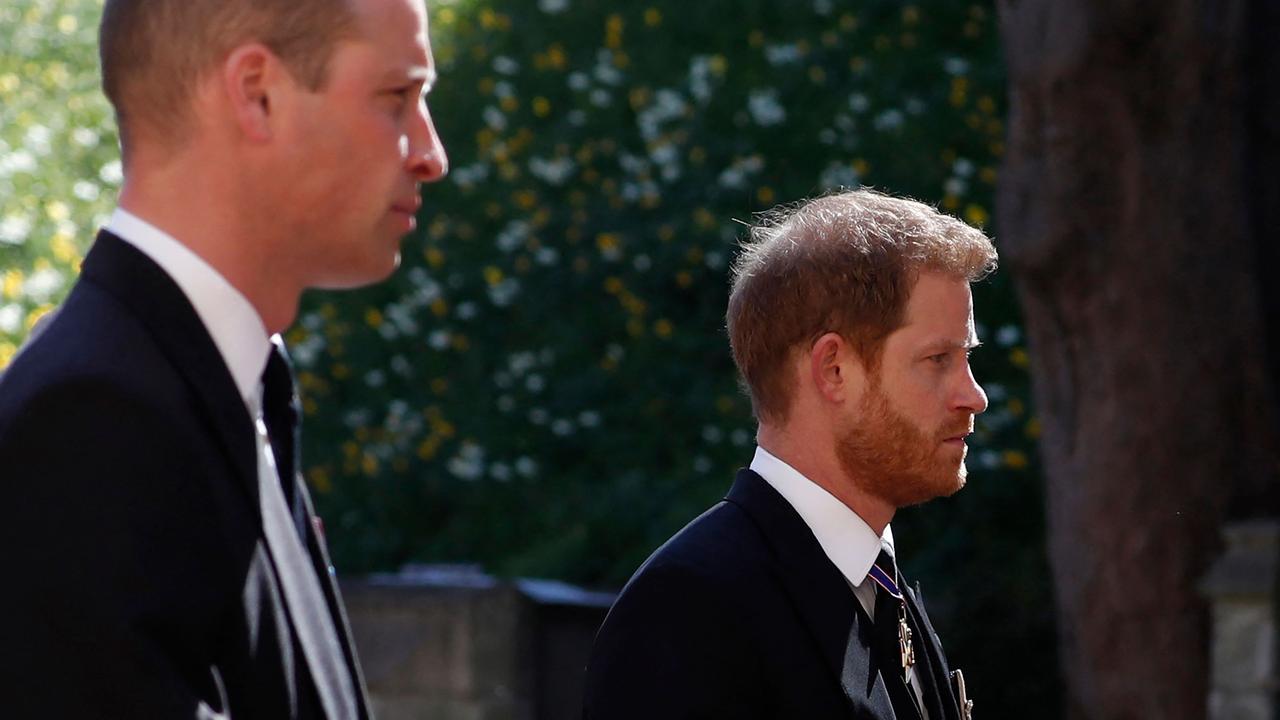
[584,189,995,719]
[0,0,447,716]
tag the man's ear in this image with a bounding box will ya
[221,44,283,143]
[808,332,867,406]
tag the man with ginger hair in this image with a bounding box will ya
[584,189,994,719]
[0,0,446,716]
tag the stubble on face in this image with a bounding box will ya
[835,380,971,509]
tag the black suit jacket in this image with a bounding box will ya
[583,469,961,720]
[0,231,370,719]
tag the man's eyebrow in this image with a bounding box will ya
[408,66,437,91]
[922,338,982,354]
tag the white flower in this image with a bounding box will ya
[944,57,971,76]
[873,109,905,131]
[488,278,521,307]
[535,247,560,266]
[954,158,976,177]
[24,125,52,156]
[99,159,123,185]
[495,220,530,253]
[529,156,577,186]
[483,105,507,132]
[848,93,870,113]
[747,89,786,127]
[71,127,99,147]
[456,301,478,320]
[567,72,591,92]
[72,180,100,201]
[944,177,968,197]
[702,425,723,443]
[0,214,32,245]
[364,369,385,388]
[0,149,36,177]
[515,456,539,478]
[551,418,574,436]
[525,374,545,393]
[0,304,22,334]
[492,55,520,75]
[731,429,752,447]
[764,43,802,66]
[578,410,602,428]
[490,462,513,481]
[996,324,1021,347]
[448,443,486,481]
[694,455,713,473]
[428,329,451,350]
[819,161,860,189]
[24,267,64,302]
[538,0,569,14]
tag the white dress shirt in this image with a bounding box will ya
[105,208,271,412]
[750,446,930,717]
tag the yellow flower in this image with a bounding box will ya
[852,158,870,177]
[499,95,519,113]
[532,96,551,117]
[546,43,567,70]
[308,466,332,494]
[808,66,826,85]
[708,55,728,75]
[1002,450,1029,470]
[0,342,16,369]
[1007,397,1026,417]
[430,298,449,317]
[425,246,445,267]
[757,186,775,205]
[964,204,989,227]
[596,232,621,252]
[644,8,662,26]
[361,453,378,477]
[430,377,449,394]
[653,318,673,338]
[1025,418,1042,439]
[2,270,22,300]
[604,277,624,294]
[1009,347,1030,370]
[676,271,693,288]
[839,13,859,32]
[45,201,70,222]
[902,6,920,24]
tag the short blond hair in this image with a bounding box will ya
[100,0,358,150]
[726,189,997,423]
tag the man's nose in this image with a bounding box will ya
[407,106,448,183]
[955,365,989,415]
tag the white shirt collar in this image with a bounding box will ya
[750,445,894,590]
[105,207,271,410]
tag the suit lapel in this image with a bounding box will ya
[79,231,258,502]
[724,469,895,718]
[904,583,959,720]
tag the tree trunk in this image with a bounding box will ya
[996,1,1280,718]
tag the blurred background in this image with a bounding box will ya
[3,0,1277,718]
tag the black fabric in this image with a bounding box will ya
[0,231,370,719]
[871,561,922,720]
[584,468,961,720]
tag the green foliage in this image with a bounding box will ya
[2,0,1061,710]
[0,0,120,364]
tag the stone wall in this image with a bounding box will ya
[342,566,613,720]
[1202,521,1279,720]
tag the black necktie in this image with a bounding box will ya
[871,550,925,720]
[259,343,357,720]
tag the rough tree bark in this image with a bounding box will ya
[997,2,1279,719]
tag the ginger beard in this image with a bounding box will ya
[836,379,972,508]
